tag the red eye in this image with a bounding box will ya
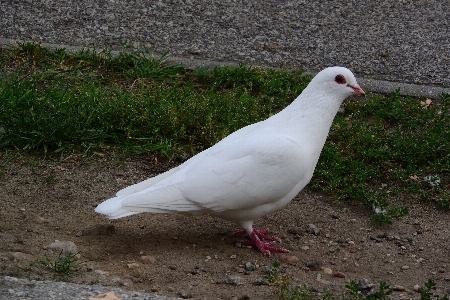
[335,74,346,84]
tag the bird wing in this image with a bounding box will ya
[178,131,311,213]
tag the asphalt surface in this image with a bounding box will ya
[0,1,449,299]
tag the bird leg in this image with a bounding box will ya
[234,228,289,255]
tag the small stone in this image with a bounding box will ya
[401,265,410,270]
[307,224,320,235]
[438,268,446,273]
[245,262,255,271]
[392,285,406,291]
[282,255,299,264]
[413,285,421,292]
[230,255,237,259]
[253,278,268,285]
[47,240,78,254]
[151,288,159,292]
[358,278,374,290]
[333,272,346,278]
[225,275,243,285]
[300,246,310,251]
[240,295,250,300]
[331,213,340,219]
[323,267,332,275]
[169,265,177,270]
[127,262,139,269]
[140,256,156,264]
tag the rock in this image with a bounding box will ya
[240,295,250,300]
[245,262,255,271]
[331,213,340,219]
[401,265,410,270]
[323,267,332,275]
[358,278,375,290]
[392,285,406,291]
[253,278,268,286]
[282,255,299,264]
[225,275,243,285]
[333,272,346,278]
[47,240,78,254]
[81,224,116,236]
[300,246,310,251]
[10,252,34,261]
[140,256,156,264]
[127,262,139,269]
[169,265,177,270]
[413,285,421,292]
[307,224,320,235]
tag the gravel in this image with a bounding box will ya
[0,276,181,300]
[0,0,449,92]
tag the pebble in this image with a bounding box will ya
[358,278,374,290]
[307,224,320,235]
[333,272,346,278]
[323,268,332,275]
[168,265,177,270]
[244,262,255,271]
[281,255,299,264]
[392,285,406,291]
[413,284,421,292]
[127,262,139,269]
[253,278,268,286]
[47,240,78,254]
[401,265,410,270]
[140,255,156,264]
[225,275,243,285]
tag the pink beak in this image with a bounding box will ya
[348,84,365,97]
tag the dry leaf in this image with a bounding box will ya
[89,291,123,300]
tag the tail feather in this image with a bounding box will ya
[116,167,180,196]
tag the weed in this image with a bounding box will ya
[37,250,81,275]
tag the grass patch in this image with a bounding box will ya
[36,250,81,275]
[0,42,449,220]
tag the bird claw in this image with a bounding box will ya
[234,228,289,255]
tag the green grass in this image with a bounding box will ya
[36,250,81,275]
[0,42,449,221]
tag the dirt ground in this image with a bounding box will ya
[0,153,449,300]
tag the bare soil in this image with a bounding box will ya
[0,153,449,300]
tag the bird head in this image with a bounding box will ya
[310,67,365,98]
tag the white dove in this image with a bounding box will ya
[95,66,365,255]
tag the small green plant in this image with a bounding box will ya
[419,279,449,300]
[37,250,81,275]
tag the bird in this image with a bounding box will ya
[95,66,365,255]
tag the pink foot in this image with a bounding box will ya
[234,228,289,255]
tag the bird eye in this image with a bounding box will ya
[335,74,346,84]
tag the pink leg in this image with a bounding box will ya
[234,228,289,255]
